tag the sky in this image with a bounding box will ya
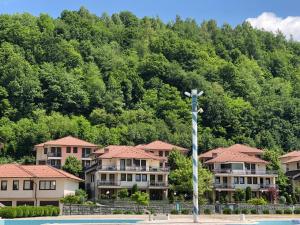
[0,0,300,40]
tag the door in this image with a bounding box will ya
[260,178,264,188]
[251,164,256,174]
[141,160,146,171]
[223,177,228,188]
[150,175,155,185]
[120,159,126,171]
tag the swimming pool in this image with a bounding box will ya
[229,221,294,225]
[0,219,142,225]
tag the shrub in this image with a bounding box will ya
[284,209,293,214]
[279,196,286,204]
[15,207,24,218]
[181,209,189,215]
[241,209,249,214]
[112,209,123,214]
[204,208,211,214]
[223,208,232,214]
[275,209,283,214]
[250,209,257,214]
[170,209,179,215]
[262,209,269,214]
[233,208,240,214]
[124,210,134,214]
[294,208,300,214]
[0,207,17,218]
[135,211,143,215]
[118,189,129,199]
[247,197,267,205]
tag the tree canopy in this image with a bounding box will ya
[0,8,299,159]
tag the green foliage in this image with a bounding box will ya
[222,208,232,214]
[0,8,298,164]
[131,184,138,194]
[170,209,179,214]
[279,196,287,204]
[233,188,245,203]
[245,187,252,201]
[0,206,59,218]
[181,209,190,215]
[262,209,270,214]
[62,156,83,176]
[294,208,300,214]
[241,209,249,214]
[275,209,283,214]
[118,189,129,199]
[60,189,88,204]
[284,208,293,214]
[131,191,149,206]
[204,208,211,214]
[247,197,267,205]
[250,209,257,214]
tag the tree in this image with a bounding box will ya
[233,188,245,203]
[62,156,83,176]
[131,191,149,212]
[132,184,138,194]
[118,189,129,199]
[245,186,252,201]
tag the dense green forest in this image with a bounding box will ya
[0,7,299,159]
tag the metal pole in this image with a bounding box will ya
[185,89,203,223]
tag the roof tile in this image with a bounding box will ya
[35,136,98,147]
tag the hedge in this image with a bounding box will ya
[0,206,59,218]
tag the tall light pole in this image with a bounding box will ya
[184,89,203,223]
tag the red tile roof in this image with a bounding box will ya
[0,164,83,181]
[280,151,300,159]
[282,156,300,164]
[204,151,268,164]
[199,144,263,159]
[139,140,188,151]
[98,145,163,160]
[35,136,98,148]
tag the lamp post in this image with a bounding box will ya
[184,89,203,223]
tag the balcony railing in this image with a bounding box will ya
[213,183,278,190]
[214,184,236,189]
[47,152,62,157]
[213,169,278,175]
[97,181,120,186]
[260,184,277,189]
[96,166,169,172]
[148,181,168,187]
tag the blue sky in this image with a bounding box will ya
[0,0,299,26]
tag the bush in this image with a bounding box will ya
[204,208,211,214]
[181,209,189,215]
[0,207,17,218]
[284,209,293,214]
[275,209,283,214]
[118,189,129,199]
[250,209,257,214]
[124,210,134,214]
[247,197,267,205]
[262,209,269,214]
[170,209,179,215]
[223,208,232,214]
[0,206,60,218]
[15,207,24,218]
[135,211,143,215]
[233,208,240,214]
[279,196,286,204]
[241,209,249,214]
[294,208,300,214]
[112,209,123,214]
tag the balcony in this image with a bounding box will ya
[213,169,278,176]
[214,183,236,189]
[148,181,168,187]
[213,183,278,190]
[96,166,169,172]
[47,152,61,158]
[97,181,120,186]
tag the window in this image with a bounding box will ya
[66,147,71,153]
[142,174,147,182]
[1,180,7,190]
[127,174,132,181]
[39,181,56,190]
[82,148,91,158]
[157,175,163,182]
[165,151,169,157]
[73,147,78,153]
[215,176,220,184]
[159,162,163,168]
[13,180,19,190]
[121,174,126,181]
[239,177,245,184]
[126,159,132,167]
[109,174,115,181]
[234,177,239,184]
[136,174,141,182]
[134,159,140,167]
[44,148,47,154]
[253,177,258,184]
[266,178,270,185]
[247,177,252,184]
[23,180,33,190]
[90,174,95,183]
[159,151,163,157]
[101,174,106,181]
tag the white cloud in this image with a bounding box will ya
[246,12,300,41]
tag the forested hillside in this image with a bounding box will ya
[0,7,299,159]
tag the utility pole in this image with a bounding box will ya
[184,89,203,223]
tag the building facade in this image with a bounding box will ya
[199,144,278,203]
[280,151,300,191]
[35,136,99,169]
[85,140,188,201]
[0,164,82,206]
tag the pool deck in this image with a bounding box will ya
[12,214,300,225]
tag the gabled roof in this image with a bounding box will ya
[139,140,188,152]
[204,151,268,164]
[280,151,300,159]
[199,144,263,159]
[35,136,98,148]
[98,145,162,160]
[283,156,300,164]
[0,164,83,181]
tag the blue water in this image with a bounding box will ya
[229,221,294,225]
[0,219,142,225]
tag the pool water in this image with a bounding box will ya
[0,219,142,225]
[230,221,294,225]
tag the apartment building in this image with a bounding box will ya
[0,164,82,206]
[85,145,170,201]
[35,136,99,169]
[280,151,300,191]
[199,144,278,202]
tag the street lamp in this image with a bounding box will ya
[185,89,203,223]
